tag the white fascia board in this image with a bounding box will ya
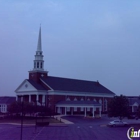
[40,78,54,91]
[56,104,101,107]
[48,90,115,98]
[15,79,40,93]
[15,79,27,92]
[16,91,47,96]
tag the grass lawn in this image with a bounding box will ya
[0,116,62,124]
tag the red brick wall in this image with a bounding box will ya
[47,95,113,113]
[29,72,48,82]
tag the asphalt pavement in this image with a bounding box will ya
[0,116,140,140]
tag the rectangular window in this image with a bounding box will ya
[67,107,70,112]
[87,107,90,111]
[37,62,39,68]
[81,107,84,111]
[74,107,77,112]
[57,107,60,113]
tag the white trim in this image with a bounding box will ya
[132,102,139,106]
[15,79,29,92]
[56,104,101,108]
[48,90,114,98]
[16,91,47,96]
[28,70,48,74]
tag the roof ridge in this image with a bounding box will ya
[47,76,97,83]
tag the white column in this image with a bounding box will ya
[29,95,31,102]
[16,96,18,101]
[65,107,67,115]
[21,96,23,102]
[92,107,94,118]
[84,107,86,117]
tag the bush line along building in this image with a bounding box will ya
[15,27,115,117]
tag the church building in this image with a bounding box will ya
[15,27,115,117]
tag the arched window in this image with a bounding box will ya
[74,97,77,101]
[94,99,96,102]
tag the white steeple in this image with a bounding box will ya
[37,26,42,51]
[33,26,44,71]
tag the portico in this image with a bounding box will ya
[56,101,102,117]
[16,93,46,106]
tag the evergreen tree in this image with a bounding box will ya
[108,95,129,120]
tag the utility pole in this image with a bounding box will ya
[20,96,23,140]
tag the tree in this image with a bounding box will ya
[23,102,35,116]
[136,105,140,118]
[8,101,22,115]
[108,95,129,120]
[8,101,34,116]
[8,101,52,117]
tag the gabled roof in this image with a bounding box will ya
[27,79,47,90]
[40,76,115,94]
[128,98,140,106]
[0,96,16,104]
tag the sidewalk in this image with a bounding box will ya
[53,115,74,124]
[0,115,74,126]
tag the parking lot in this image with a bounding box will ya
[0,116,139,140]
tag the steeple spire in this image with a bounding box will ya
[37,26,42,51]
[33,26,44,71]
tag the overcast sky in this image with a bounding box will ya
[0,0,140,96]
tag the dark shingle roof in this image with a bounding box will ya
[0,97,16,104]
[56,101,101,106]
[41,76,115,94]
[27,79,47,90]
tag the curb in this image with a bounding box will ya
[0,123,66,126]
